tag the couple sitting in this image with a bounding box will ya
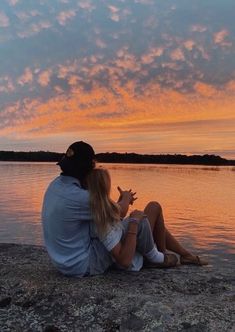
[42,141,207,277]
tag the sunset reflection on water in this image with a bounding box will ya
[0,162,234,262]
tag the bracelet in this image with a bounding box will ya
[129,217,139,224]
[127,231,137,235]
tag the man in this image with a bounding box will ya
[42,141,207,277]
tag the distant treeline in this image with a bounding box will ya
[0,150,235,165]
[0,151,62,162]
[96,152,235,165]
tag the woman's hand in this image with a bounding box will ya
[117,186,137,218]
[130,209,146,222]
[117,186,137,205]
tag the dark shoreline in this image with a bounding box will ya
[0,151,235,166]
[0,243,234,331]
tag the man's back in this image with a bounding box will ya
[42,175,92,276]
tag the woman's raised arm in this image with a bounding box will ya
[117,186,137,218]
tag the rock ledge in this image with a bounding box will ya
[0,244,234,332]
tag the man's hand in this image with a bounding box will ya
[117,186,137,205]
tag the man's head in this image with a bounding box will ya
[58,141,95,182]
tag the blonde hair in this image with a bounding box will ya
[86,168,120,237]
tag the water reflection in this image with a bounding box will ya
[0,162,234,262]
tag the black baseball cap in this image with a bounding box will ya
[58,141,95,179]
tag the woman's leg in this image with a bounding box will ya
[144,201,166,252]
[121,217,177,267]
[144,201,192,257]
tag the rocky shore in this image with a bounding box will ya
[0,243,234,332]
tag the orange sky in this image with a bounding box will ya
[0,0,235,158]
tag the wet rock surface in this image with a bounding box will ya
[0,243,234,332]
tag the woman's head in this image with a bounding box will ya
[87,168,120,237]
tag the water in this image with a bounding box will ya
[0,162,234,264]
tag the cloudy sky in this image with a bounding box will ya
[0,0,235,157]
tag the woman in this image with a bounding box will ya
[86,168,208,273]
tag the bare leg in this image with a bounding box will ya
[144,201,166,252]
[165,228,191,257]
[144,201,192,257]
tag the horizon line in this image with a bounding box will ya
[0,150,235,161]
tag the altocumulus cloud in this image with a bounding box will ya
[0,0,235,157]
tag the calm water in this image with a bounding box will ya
[0,162,234,264]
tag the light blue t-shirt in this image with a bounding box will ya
[42,175,143,276]
[42,175,93,276]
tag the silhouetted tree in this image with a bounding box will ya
[0,151,234,165]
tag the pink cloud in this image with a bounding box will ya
[170,48,185,61]
[183,40,195,51]
[110,14,120,22]
[107,5,123,22]
[54,86,64,94]
[213,29,231,47]
[17,68,33,86]
[31,21,52,33]
[78,1,96,11]
[95,39,107,49]
[87,64,107,79]
[57,62,78,79]
[90,55,98,63]
[214,29,229,43]
[0,11,10,27]
[68,75,79,87]
[7,0,19,6]
[141,47,164,64]
[16,11,30,21]
[0,76,14,93]
[16,10,40,22]
[38,70,52,87]
[226,80,235,91]
[16,19,51,38]
[191,24,207,33]
[117,47,129,58]
[194,45,210,61]
[115,52,140,72]
[108,5,119,14]
[149,47,164,57]
[161,62,181,70]
[0,85,10,93]
[56,10,76,26]
[194,82,218,97]
[141,54,154,65]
